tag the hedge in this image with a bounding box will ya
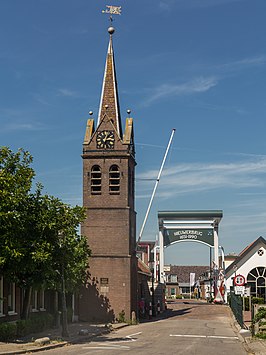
[0,313,54,342]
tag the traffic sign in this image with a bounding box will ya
[235,286,245,295]
[234,274,245,286]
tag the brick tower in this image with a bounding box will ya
[79,26,137,322]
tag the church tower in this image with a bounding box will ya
[80,26,137,322]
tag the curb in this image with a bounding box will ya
[0,323,129,355]
[0,341,68,355]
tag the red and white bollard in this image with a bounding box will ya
[157,300,161,314]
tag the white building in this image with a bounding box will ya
[225,236,266,301]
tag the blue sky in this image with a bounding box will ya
[1,0,266,265]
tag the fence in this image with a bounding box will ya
[230,291,244,328]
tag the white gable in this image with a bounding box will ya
[225,240,266,291]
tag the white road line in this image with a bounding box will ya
[126,331,142,341]
[170,334,239,340]
[170,335,206,338]
[83,345,130,350]
[208,335,239,339]
[126,331,142,337]
[82,332,142,351]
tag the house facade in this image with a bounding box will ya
[164,265,209,299]
[225,236,266,302]
[0,277,57,323]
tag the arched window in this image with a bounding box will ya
[91,165,101,194]
[247,266,266,301]
[109,165,120,194]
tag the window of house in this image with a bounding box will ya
[181,287,190,294]
[91,165,101,194]
[0,276,3,316]
[171,288,176,296]
[39,290,46,311]
[170,274,178,283]
[30,290,38,312]
[7,283,16,314]
[109,165,120,194]
[247,267,266,301]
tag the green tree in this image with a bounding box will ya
[0,147,35,274]
[42,198,90,336]
[0,147,90,325]
[28,195,90,336]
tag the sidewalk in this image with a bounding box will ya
[0,321,128,355]
[232,310,266,355]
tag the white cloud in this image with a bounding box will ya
[159,0,244,11]
[218,55,266,73]
[137,157,266,198]
[159,1,172,11]
[144,77,218,106]
[2,122,46,132]
[57,88,79,97]
[32,93,51,106]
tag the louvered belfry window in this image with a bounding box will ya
[109,165,120,193]
[91,165,101,194]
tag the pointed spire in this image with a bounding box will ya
[97,27,122,138]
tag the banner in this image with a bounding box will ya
[164,228,214,247]
[190,273,195,286]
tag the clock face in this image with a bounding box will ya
[96,130,115,149]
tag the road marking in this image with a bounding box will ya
[83,345,130,350]
[170,334,206,338]
[82,333,141,351]
[126,331,142,341]
[170,334,239,340]
[208,335,239,339]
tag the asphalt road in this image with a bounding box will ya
[34,300,249,355]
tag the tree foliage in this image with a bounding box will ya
[0,147,90,318]
[0,147,35,270]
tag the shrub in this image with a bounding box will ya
[176,295,183,299]
[16,319,31,337]
[0,322,17,342]
[255,332,266,339]
[0,313,54,341]
[254,307,266,324]
[29,313,54,333]
[117,310,126,323]
[252,297,264,305]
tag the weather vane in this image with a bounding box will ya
[102,5,122,23]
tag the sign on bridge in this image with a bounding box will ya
[164,228,214,247]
